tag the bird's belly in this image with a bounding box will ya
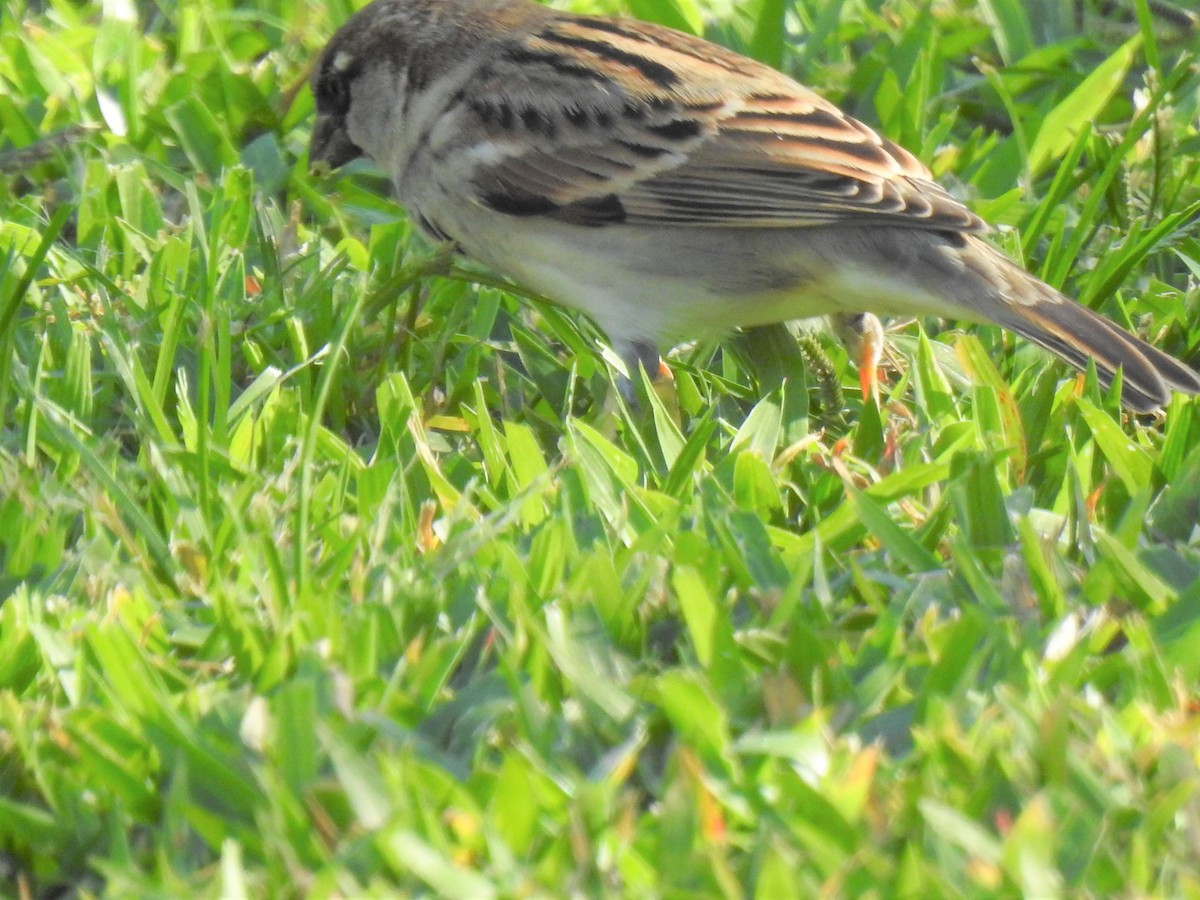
[436,213,965,344]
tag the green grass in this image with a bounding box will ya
[3,0,1200,894]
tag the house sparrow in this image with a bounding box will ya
[309,0,1200,412]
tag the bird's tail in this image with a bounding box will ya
[958,236,1200,413]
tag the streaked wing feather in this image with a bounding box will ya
[447,14,985,233]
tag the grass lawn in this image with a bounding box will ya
[3,0,1200,894]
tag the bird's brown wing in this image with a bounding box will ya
[446,14,984,232]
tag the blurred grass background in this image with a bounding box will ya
[2,0,1200,894]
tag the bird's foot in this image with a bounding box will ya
[615,339,667,406]
[831,313,887,404]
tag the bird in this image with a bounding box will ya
[307,0,1200,413]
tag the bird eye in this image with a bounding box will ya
[317,74,352,115]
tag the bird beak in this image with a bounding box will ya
[309,114,364,173]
